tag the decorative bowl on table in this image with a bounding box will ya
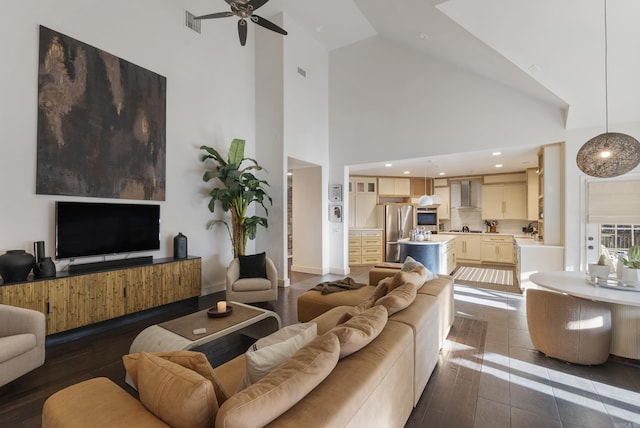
[207,305,233,318]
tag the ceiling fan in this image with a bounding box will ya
[195,0,288,46]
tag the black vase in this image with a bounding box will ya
[34,257,56,279]
[0,250,35,283]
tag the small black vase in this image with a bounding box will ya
[34,257,56,279]
[0,250,35,283]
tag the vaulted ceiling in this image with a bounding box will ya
[193,0,640,176]
[257,0,640,132]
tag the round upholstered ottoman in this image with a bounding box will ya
[526,289,612,365]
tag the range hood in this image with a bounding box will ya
[451,180,481,210]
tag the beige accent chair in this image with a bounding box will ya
[226,257,278,303]
[0,304,46,387]
[526,289,612,365]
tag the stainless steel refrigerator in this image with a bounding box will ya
[376,204,414,262]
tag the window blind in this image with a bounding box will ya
[588,180,640,224]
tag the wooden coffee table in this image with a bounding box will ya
[126,302,281,387]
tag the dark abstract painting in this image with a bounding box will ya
[36,26,166,200]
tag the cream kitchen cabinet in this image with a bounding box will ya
[439,238,457,274]
[434,186,450,220]
[350,177,378,228]
[481,183,527,220]
[378,177,411,196]
[482,235,514,264]
[454,235,482,262]
[349,229,383,265]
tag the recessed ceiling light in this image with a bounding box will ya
[403,171,411,175]
[438,172,446,176]
[419,33,429,40]
[495,164,503,168]
[492,152,502,156]
[385,163,392,167]
[287,172,293,176]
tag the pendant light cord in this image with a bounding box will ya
[604,0,609,133]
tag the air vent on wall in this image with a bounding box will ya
[185,11,201,34]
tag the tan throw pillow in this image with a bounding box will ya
[123,350,215,389]
[137,353,218,428]
[238,322,317,391]
[340,298,375,323]
[370,276,392,301]
[217,333,340,428]
[376,282,418,315]
[328,305,388,358]
[389,265,428,292]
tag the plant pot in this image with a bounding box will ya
[0,250,35,283]
[588,264,611,279]
[619,266,640,286]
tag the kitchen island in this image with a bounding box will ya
[398,235,457,275]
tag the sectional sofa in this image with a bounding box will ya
[42,265,454,428]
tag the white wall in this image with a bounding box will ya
[256,13,330,279]
[0,0,256,293]
[327,35,640,274]
[328,36,569,273]
[564,122,640,272]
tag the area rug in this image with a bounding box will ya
[452,265,521,294]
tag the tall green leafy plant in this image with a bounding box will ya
[200,138,272,257]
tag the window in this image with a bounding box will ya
[600,224,640,256]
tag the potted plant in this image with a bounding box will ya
[617,245,640,285]
[200,138,272,258]
[588,254,611,280]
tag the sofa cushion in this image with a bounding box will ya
[328,305,388,358]
[42,377,169,428]
[310,306,353,335]
[0,333,36,362]
[239,252,267,278]
[297,285,376,322]
[390,265,428,291]
[211,354,246,406]
[137,353,218,428]
[238,322,317,390]
[123,350,215,389]
[217,333,340,428]
[375,283,419,316]
[232,277,272,292]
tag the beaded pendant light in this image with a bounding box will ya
[577,0,640,178]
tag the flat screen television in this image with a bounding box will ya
[56,201,160,259]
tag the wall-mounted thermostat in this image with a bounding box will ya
[329,184,342,202]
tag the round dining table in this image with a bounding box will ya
[529,271,640,360]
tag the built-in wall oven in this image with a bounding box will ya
[415,207,439,232]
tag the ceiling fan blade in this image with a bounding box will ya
[195,11,234,20]
[247,0,269,12]
[251,15,288,35]
[238,19,248,46]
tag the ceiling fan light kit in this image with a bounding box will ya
[195,0,287,46]
[577,0,640,178]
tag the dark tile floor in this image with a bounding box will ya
[290,267,640,427]
[2,266,639,427]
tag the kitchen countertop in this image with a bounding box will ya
[440,231,553,247]
[398,235,455,245]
